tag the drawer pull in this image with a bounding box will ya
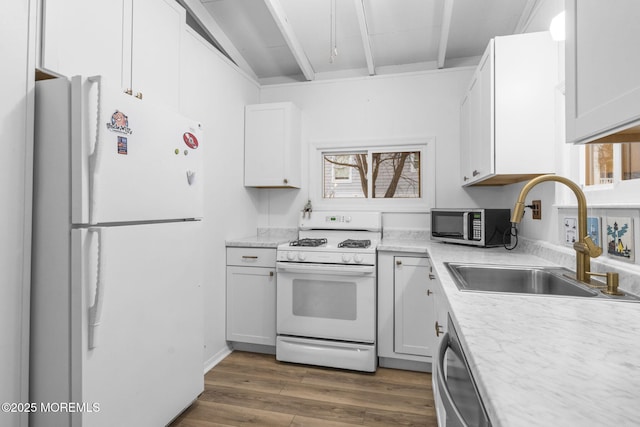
[396,260,402,266]
[269,271,274,277]
[429,274,436,280]
[242,255,258,259]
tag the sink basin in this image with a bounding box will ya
[446,263,600,297]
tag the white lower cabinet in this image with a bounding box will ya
[378,251,444,370]
[226,247,276,346]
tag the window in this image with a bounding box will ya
[371,151,420,198]
[585,143,640,186]
[324,153,363,198]
[312,137,435,211]
[323,150,421,199]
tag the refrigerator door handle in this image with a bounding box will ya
[87,75,103,225]
[88,226,107,349]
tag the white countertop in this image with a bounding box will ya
[380,239,640,427]
[225,227,297,248]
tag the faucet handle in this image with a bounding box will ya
[583,236,603,258]
[587,271,623,296]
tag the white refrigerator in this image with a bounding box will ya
[31,75,204,427]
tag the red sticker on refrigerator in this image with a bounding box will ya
[183,132,198,149]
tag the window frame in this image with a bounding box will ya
[579,143,640,206]
[310,136,436,212]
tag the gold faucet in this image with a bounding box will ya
[511,175,622,295]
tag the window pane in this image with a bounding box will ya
[622,143,640,181]
[323,153,367,198]
[585,144,614,186]
[372,151,421,198]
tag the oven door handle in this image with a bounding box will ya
[276,262,375,276]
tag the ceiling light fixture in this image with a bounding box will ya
[549,11,566,41]
[330,0,338,63]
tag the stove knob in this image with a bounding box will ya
[286,252,295,261]
[342,253,352,263]
[354,254,363,264]
[297,252,306,261]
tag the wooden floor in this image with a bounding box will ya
[170,351,437,427]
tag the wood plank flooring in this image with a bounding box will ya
[170,351,437,427]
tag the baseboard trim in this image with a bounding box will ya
[203,345,232,374]
[379,356,431,373]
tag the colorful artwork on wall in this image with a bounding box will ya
[605,216,634,262]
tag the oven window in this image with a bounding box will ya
[292,279,357,320]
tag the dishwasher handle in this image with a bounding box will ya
[436,332,470,427]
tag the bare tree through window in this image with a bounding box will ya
[323,151,420,198]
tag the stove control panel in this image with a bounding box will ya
[277,250,375,265]
[325,215,351,223]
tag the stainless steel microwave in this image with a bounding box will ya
[431,208,511,247]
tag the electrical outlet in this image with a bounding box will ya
[532,200,542,220]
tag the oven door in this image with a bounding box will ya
[276,262,376,343]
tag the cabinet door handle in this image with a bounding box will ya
[242,255,258,259]
[427,289,433,296]
[283,178,289,184]
[135,92,143,99]
[396,260,402,266]
[435,321,444,337]
[269,271,274,277]
[429,274,436,280]
[124,88,133,95]
[463,176,469,181]
[472,169,480,177]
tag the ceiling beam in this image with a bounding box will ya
[263,0,315,81]
[178,0,258,81]
[353,0,375,76]
[437,0,454,69]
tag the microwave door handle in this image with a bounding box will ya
[436,333,470,427]
[462,212,469,241]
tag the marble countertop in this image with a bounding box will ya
[225,236,286,248]
[225,227,297,248]
[381,239,640,427]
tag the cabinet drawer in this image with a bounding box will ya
[226,247,276,268]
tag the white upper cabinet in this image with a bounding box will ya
[244,102,301,188]
[128,0,185,108]
[41,0,126,84]
[566,0,640,144]
[41,0,184,109]
[460,32,558,186]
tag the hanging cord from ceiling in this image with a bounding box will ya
[330,0,338,63]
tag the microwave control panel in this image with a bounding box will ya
[471,212,482,240]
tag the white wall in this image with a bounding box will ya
[179,28,261,366]
[0,2,35,427]
[257,68,517,229]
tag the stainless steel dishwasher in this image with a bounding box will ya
[435,315,492,427]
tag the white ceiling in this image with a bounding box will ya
[191,0,547,84]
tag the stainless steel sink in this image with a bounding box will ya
[445,263,638,300]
